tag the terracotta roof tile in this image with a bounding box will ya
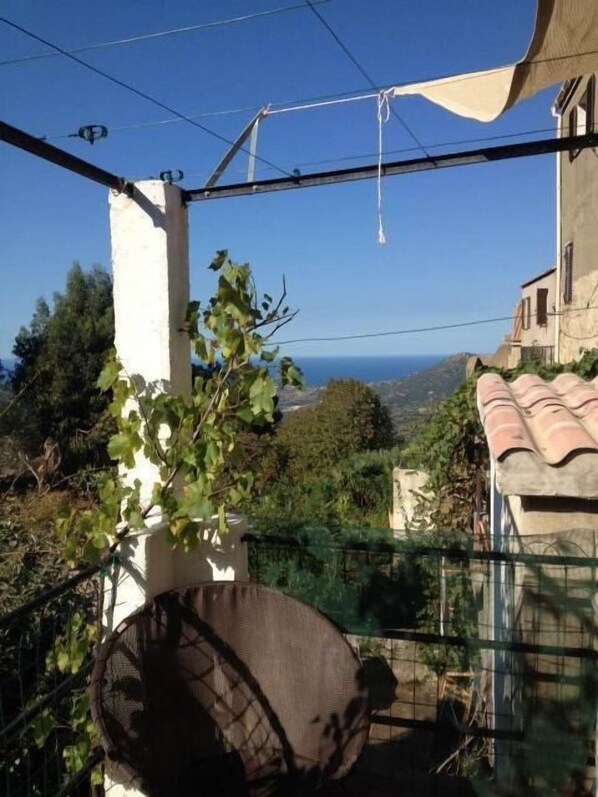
[477,372,598,465]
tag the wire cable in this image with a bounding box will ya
[270,316,516,345]
[10,23,598,146]
[0,1,331,68]
[38,33,598,145]
[47,104,265,141]
[0,16,292,177]
[42,93,378,143]
[304,0,430,158]
[269,306,598,346]
[183,125,558,181]
[270,124,557,171]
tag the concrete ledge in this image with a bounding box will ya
[497,450,598,499]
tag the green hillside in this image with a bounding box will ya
[373,353,469,433]
[279,353,469,440]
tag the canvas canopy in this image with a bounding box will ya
[392,0,598,122]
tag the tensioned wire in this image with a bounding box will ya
[0,1,332,67]
[180,125,561,183]
[303,0,430,159]
[5,2,598,173]
[0,16,292,178]
[35,47,598,144]
[4,0,597,91]
[265,306,598,347]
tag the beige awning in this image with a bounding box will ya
[392,0,598,122]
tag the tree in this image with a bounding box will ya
[10,263,114,469]
[57,250,304,559]
[1,252,303,792]
[279,379,395,478]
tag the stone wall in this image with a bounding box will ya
[392,468,431,535]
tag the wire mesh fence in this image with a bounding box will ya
[245,530,598,796]
[4,528,598,796]
[0,563,107,797]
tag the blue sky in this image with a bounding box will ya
[0,0,557,359]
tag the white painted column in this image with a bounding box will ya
[105,180,191,633]
[102,181,190,796]
[102,182,247,796]
[111,180,191,480]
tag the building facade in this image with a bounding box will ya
[554,75,598,362]
[519,267,556,364]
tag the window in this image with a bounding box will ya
[568,107,579,161]
[568,77,595,160]
[536,288,548,326]
[562,241,574,305]
[580,76,595,134]
[569,106,578,137]
[522,296,531,330]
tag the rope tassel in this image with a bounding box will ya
[377,90,391,245]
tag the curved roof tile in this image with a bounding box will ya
[477,372,598,465]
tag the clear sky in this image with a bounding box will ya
[0,0,558,359]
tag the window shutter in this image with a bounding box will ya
[522,297,531,330]
[563,242,574,304]
[587,76,596,133]
[536,288,548,326]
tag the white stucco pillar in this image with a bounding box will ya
[102,181,190,796]
[102,182,248,796]
[105,180,191,631]
[110,180,191,501]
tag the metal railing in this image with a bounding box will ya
[245,530,598,795]
[521,345,555,365]
[0,561,111,797]
[5,528,596,796]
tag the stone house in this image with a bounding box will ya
[553,75,598,363]
[467,267,556,374]
[519,267,556,365]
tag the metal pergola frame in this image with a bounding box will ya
[0,120,133,194]
[3,118,598,201]
[183,132,598,201]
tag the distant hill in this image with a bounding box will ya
[372,353,469,435]
[278,353,469,439]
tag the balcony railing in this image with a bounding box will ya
[245,529,598,796]
[4,529,597,796]
[521,345,555,365]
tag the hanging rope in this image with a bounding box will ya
[377,90,391,245]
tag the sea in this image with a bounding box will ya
[1,355,447,389]
[289,355,446,388]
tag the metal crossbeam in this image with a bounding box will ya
[4,116,598,208]
[0,120,132,194]
[184,132,598,202]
